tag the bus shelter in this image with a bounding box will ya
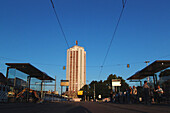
[127,60,170,88]
[6,63,54,102]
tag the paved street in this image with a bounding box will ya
[0,102,170,113]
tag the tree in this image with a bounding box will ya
[107,74,117,84]
[117,76,129,92]
[80,74,129,100]
[105,74,129,92]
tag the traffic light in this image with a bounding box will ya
[63,66,66,70]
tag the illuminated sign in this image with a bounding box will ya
[78,91,83,95]
[60,80,69,86]
[112,79,121,86]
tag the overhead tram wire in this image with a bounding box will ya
[1,53,169,69]
[50,0,70,48]
[0,56,100,68]
[98,0,128,79]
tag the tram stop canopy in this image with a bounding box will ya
[127,60,170,80]
[6,63,54,81]
[5,63,55,101]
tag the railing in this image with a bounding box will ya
[0,85,9,103]
[43,93,68,102]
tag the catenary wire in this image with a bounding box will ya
[50,0,70,48]
[98,0,128,79]
[0,53,170,68]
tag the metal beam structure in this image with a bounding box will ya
[127,60,170,80]
[5,63,55,101]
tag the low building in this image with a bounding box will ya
[0,72,8,102]
[0,72,7,85]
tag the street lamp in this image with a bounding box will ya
[145,61,150,82]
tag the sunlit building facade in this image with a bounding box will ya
[66,42,86,92]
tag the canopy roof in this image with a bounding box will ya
[127,60,170,80]
[6,63,54,81]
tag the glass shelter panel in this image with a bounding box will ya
[155,67,170,85]
[30,78,41,91]
[8,68,28,92]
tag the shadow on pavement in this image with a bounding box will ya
[66,105,92,113]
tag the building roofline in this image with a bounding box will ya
[69,45,85,49]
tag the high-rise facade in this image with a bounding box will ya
[66,42,86,92]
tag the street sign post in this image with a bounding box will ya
[112,79,121,93]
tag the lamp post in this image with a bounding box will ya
[94,83,95,100]
[145,61,150,82]
[87,80,89,101]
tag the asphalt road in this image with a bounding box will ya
[0,102,170,113]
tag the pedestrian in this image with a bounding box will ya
[154,85,164,103]
[125,89,129,103]
[150,85,155,103]
[132,86,137,103]
[123,90,126,103]
[143,81,150,105]
[129,86,133,103]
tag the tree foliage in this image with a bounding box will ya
[80,74,129,99]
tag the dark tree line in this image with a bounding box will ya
[80,74,129,100]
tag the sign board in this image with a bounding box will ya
[78,91,83,95]
[112,79,121,86]
[60,80,69,86]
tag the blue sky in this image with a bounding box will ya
[0,0,170,90]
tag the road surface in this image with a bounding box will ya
[0,102,170,113]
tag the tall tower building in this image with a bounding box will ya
[66,41,86,92]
